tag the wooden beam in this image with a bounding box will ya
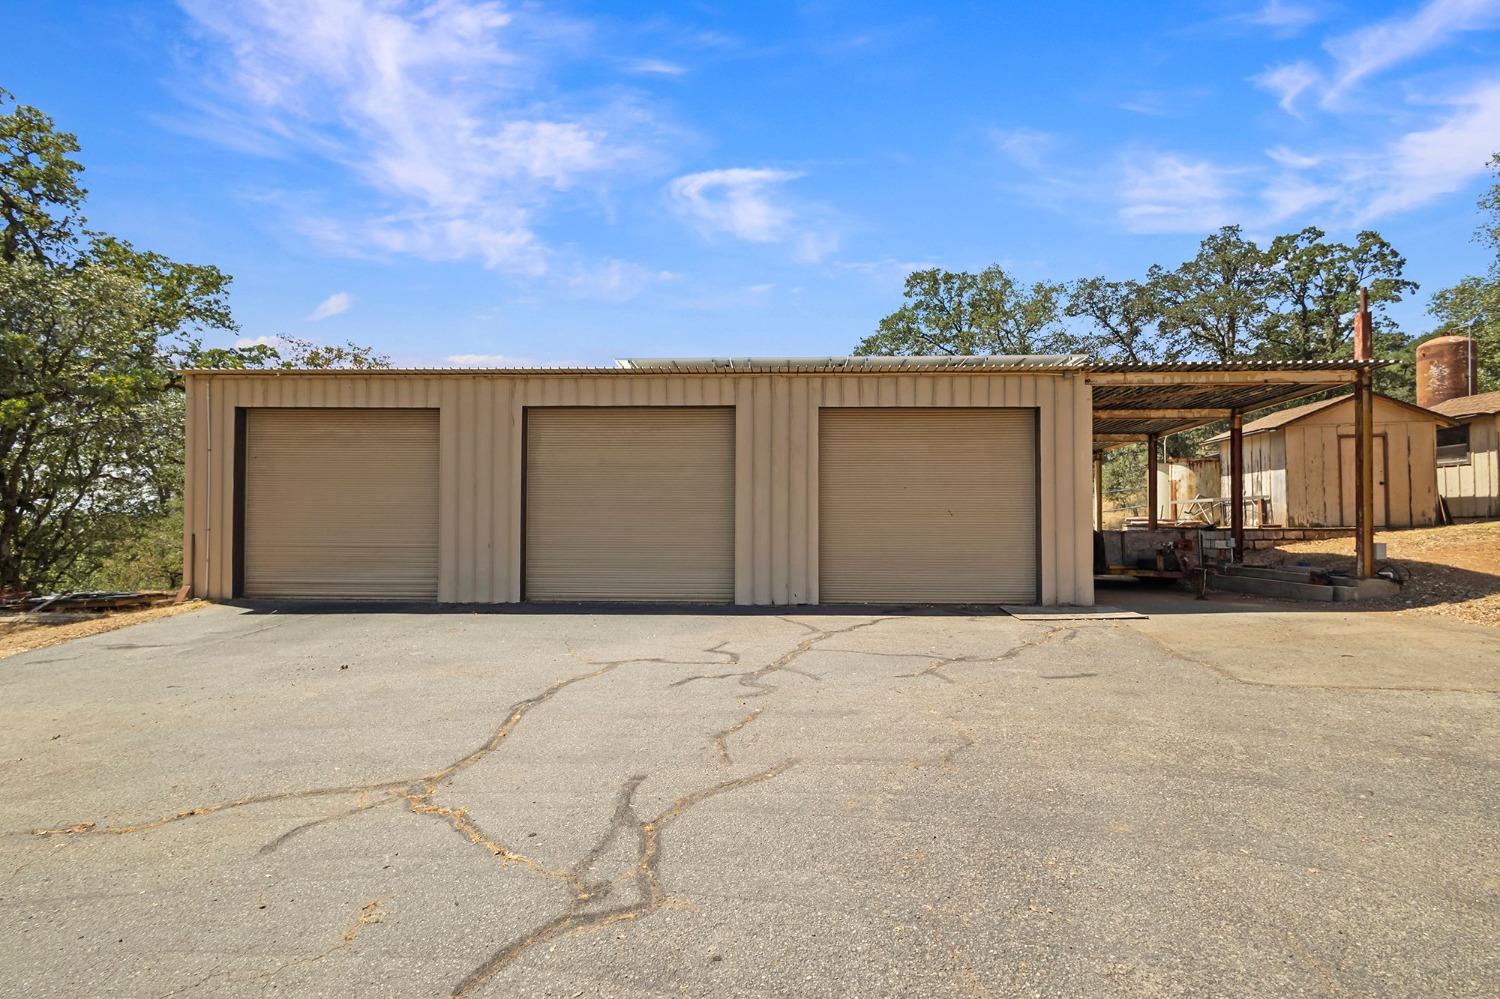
[1355,369,1376,577]
[1093,433,1150,443]
[1229,411,1245,562]
[1088,369,1362,387]
[1146,433,1159,529]
[1094,454,1104,531]
[1093,408,1232,420]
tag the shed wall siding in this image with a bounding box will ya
[1217,436,1285,526]
[1216,397,1444,528]
[183,371,1093,605]
[1437,414,1500,518]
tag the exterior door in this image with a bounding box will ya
[242,409,439,599]
[818,408,1038,604]
[1339,434,1389,528]
[524,407,735,602]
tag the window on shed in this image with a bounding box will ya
[1437,424,1471,466]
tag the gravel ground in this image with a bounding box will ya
[1248,520,1500,628]
[0,602,207,659]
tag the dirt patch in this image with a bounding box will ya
[1247,521,1500,629]
[0,601,208,660]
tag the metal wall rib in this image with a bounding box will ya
[184,371,1093,606]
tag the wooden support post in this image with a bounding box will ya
[1354,368,1376,577]
[1229,412,1245,562]
[1094,453,1104,530]
[1146,433,1159,529]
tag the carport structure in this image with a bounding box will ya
[1088,358,1389,574]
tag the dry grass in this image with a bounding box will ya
[0,601,208,660]
[1249,520,1500,629]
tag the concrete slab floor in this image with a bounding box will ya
[0,602,1496,998]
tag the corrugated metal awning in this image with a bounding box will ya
[1088,359,1395,452]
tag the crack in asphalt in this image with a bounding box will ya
[28,645,740,843]
[917,708,979,769]
[153,898,386,999]
[711,709,763,765]
[257,796,397,855]
[17,628,824,996]
[670,617,893,695]
[31,780,412,839]
[450,760,799,998]
[18,613,1063,996]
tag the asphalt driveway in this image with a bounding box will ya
[2,602,1498,997]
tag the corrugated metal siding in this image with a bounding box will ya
[183,371,1093,605]
[818,409,1037,603]
[243,409,439,599]
[524,408,734,602]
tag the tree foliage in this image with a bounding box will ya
[0,89,386,592]
[1417,155,1500,395]
[1150,226,1271,362]
[1064,276,1169,363]
[1426,276,1499,393]
[854,266,1078,356]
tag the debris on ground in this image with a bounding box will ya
[0,590,181,613]
[1247,520,1500,629]
[0,601,207,660]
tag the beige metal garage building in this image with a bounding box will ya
[184,355,1397,605]
[183,357,1094,606]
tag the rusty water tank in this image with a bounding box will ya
[1416,335,1478,408]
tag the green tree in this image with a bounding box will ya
[855,266,1078,356]
[1479,152,1500,265]
[1418,153,1500,397]
[1064,276,1170,363]
[1257,227,1416,361]
[1153,226,1270,362]
[1425,277,1499,393]
[0,89,240,591]
[0,88,84,264]
[0,89,387,592]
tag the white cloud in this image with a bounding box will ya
[668,168,803,242]
[305,291,352,321]
[1117,154,1240,234]
[1116,88,1214,118]
[666,168,840,262]
[563,259,679,301]
[1254,62,1321,115]
[1323,0,1500,104]
[1265,146,1323,169]
[793,230,840,264]
[177,0,653,273]
[1115,80,1500,232]
[1355,81,1500,218]
[625,58,686,76]
[990,127,1056,168]
[444,354,532,366]
[1243,0,1322,33]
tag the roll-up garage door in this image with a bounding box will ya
[525,407,735,602]
[819,408,1037,604]
[242,409,439,599]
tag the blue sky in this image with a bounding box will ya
[9,0,1500,365]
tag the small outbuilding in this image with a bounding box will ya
[1431,389,1500,519]
[1206,392,1454,528]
